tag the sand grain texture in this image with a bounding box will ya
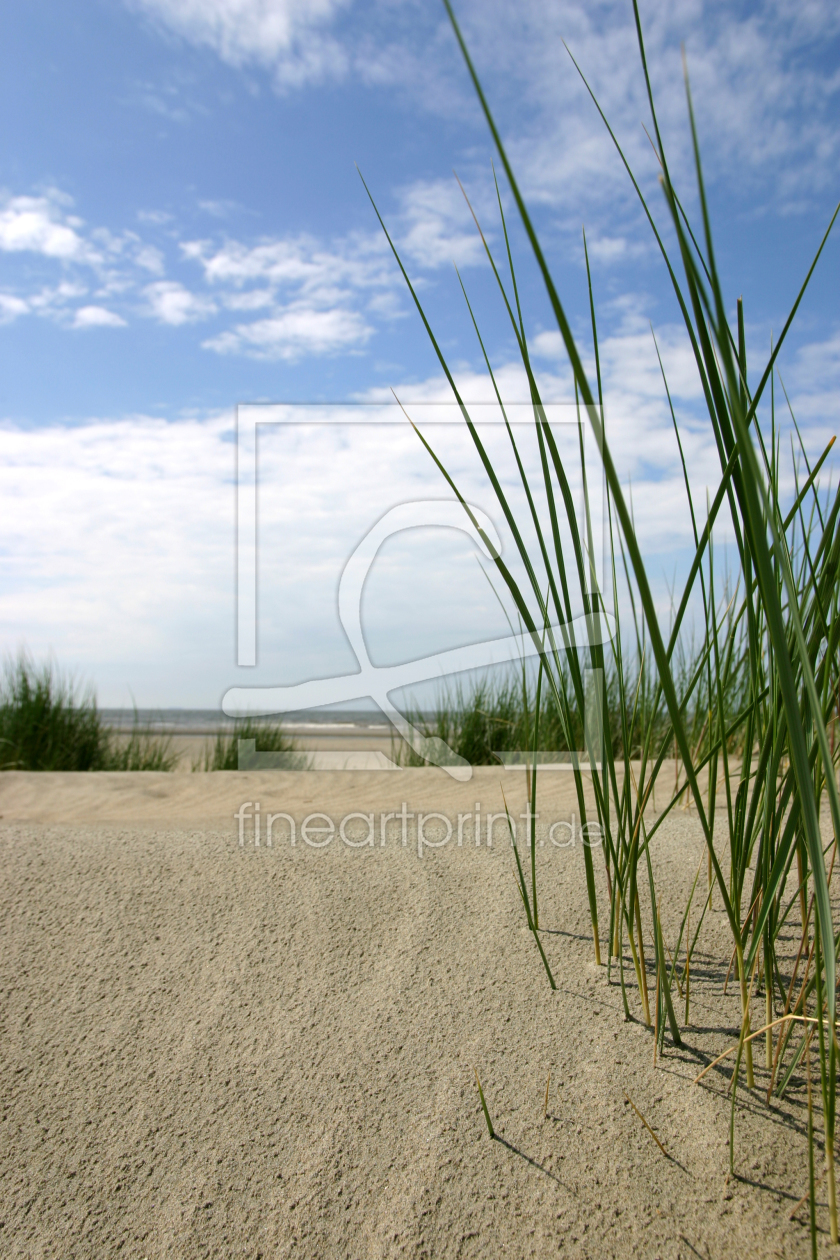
[0,770,828,1257]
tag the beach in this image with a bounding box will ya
[0,767,828,1257]
[101,712,399,774]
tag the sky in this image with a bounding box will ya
[1,0,838,709]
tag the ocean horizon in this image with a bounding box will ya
[99,708,398,734]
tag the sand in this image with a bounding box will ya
[0,767,831,1257]
[113,722,398,773]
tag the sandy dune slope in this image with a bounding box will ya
[0,769,827,1257]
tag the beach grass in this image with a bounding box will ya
[105,712,179,772]
[0,656,177,772]
[193,717,303,771]
[393,645,749,769]
[0,655,106,771]
[366,0,840,1234]
[0,656,304,774]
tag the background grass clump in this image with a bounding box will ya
[194,717,305,771]
[395,674,533,767]
[395,636,752,768]
[0,656,108,771]
[0,656,304,773]
[106,717,179,772]
[0,656,177,772]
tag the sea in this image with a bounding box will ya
[98,708,395,736]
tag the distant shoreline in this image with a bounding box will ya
[99,708,396,735]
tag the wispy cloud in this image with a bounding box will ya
[137,208,175,226]
[144,279,217,324]
[0,279,93,326]
[0,189,168,329]
[0,175,495,356]
[442,0,840,225]
[181,231,388,292]
[0,192,100,263]
[0,294,29,323]
[180,229,389,357]
[396,179,487,270]
[128,0,350,86]
[73,305,127,329]
[174,175,493,357]
[124,0,840,225]
[204,303,371,359]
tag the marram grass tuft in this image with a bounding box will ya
[366,0,840,1238]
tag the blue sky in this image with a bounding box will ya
[1,0,839,707]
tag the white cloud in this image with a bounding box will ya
[73,305,127,329]
[532,316,704,405]
[0,192,98,263]
[129,0,350,84]
[124,0,840,221]
[175,183,497,361]
[196,200,232,219]
[182,229,395,358]
[788,330,840,389]
[1,281,91,324]
[133,244,166,274]
[0,374,732,708]
[583,234,648,264]
[0,190,176,329]
[32,280,89,307]
[181,232,390,293]
[0,293,30,323]
[1,284,129,330]
[0,186,419,357]
[124,0,840,235]
[0,413,235,705]
[397,179,487,270]
[453,0,840,221]
[1,316,835,705]
[137,209,174,226]
[144,280,217,324]
[204,303,370,358]
[777,329,840,438]
[223,287,275,310]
